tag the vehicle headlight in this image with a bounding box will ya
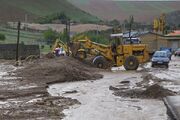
[151,58,156,62]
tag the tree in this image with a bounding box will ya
[43,29,58,44]
[57,12,69,24]
[110,19,120,26]
[178,24,180,28]
[0,33,6,41]
[59,29,69,43]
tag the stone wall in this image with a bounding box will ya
[0,43,40,59]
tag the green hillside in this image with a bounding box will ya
[0,0,99,23]
[68,0,180,22]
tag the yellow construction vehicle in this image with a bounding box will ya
[69,34,149,70]
[52,39,71,55]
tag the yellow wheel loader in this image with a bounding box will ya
[69,34,149,70]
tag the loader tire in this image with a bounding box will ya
[124,56,139,70]
[76,51,87,60]
[93,56,108,69]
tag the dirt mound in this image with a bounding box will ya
[0,56,94,119]
[113,84,176,99]
[142,84,175,99]
[45,53,55,59]
[17,56,103,85]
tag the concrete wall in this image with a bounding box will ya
[140,34,158,53]
[167,40,180,51]
[0,44,40,59]
[139,33,180,53]
[157,37,168,50]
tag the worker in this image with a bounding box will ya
[58,46,66,56]
[54,45,61,57]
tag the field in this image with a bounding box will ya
[0,0,99,23]
[0,27,42,44]
[0,27,52,53]
[68,0,180,22]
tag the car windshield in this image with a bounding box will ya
[153,52,167,57]
[177,48,180,51]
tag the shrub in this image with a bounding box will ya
[43,29,58,44]
[0,33,6,41]
[41,45,45,49]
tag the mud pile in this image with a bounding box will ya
[113,84,176,99]
[0,56,98,119]
[17,56,103,85]
[141,84,175,99]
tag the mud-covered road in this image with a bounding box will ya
[0,63,80,120]
[48,56,180,120]
[0,57,102,120]
[48,71,168,120]
[1,56,180,120]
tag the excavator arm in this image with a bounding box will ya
[78,38,114,61]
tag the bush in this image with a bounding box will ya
[36,12,69,24]
[43,29,58,44]
[73,30,111,45]
[0,33,6,41]
[41,45,45,49]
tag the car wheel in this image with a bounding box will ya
[165,64,169,68]
[151,64,155,67]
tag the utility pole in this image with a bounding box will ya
[68,19,70,43]
[65,19,70,56]
[24,14,28,31]
[16,21,21,62]
[129,16,134,43]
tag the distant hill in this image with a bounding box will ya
[68,0,180,23]
[166,10,180,26]
[0,0,99,23]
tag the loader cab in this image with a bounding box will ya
[110,33,124,64]
[110,33,123,45]
[123,37,141,44]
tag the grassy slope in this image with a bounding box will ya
[68,0,180,22]
[0,0,99,22]
[0,27,43,44]
[0,27,51,53]
[116,1,178,15]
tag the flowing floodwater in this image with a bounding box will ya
[0,63,17,78]
[145,56,180,81]
[0,63,19,87]
[145,56,180,92]
[48,71,167,120]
